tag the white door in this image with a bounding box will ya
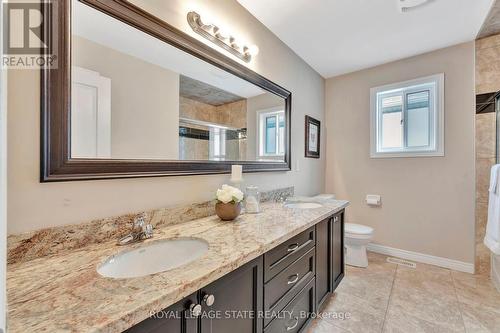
[71,66,111,158]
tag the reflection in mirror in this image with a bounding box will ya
[70,1,286,162]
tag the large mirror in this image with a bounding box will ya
[41,0,291,181]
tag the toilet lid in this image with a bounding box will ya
[345,223,373,235]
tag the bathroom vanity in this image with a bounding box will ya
[126,209,344,333]
[7,200,348,333]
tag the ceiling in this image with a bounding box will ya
[237,0,495,78]
[180,76,244,106]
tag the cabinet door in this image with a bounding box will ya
[315,217,330,309]
[331,211,345,290]
[125,293,198,333]
[200,256,263,333]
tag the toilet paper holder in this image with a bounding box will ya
[366,194,381,206]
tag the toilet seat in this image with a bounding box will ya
[345,223,373,239]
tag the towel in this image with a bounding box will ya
[490,165,500,193]
[485,164,500,255]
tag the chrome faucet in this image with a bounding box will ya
[117,214,153,246]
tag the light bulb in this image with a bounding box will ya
[247,45,259,56]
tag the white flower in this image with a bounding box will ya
[216,189,233,203]
[232,188,244,202]
[216,184,244,203]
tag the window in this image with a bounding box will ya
[258,108,285,159]
[209,128,226,161]
[370,74,444,158]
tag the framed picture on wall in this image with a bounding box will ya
[305,115,320,158]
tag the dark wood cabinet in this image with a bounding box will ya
[315,210,345,310]
[127,210,344,333]
[127,258,262,333]
[264,227,315,282]
[200,256,263,333]
[315,217,330,309]
[125,292,198,333]
[331,211,345,290]
[264,247,315,326]
[264,278,316,333]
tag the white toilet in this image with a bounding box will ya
[345,223,374,268]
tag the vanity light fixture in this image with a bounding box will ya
[187,11,258,62]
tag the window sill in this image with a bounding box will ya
[370,150,444,158]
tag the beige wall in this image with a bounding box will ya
[325,42,475,263]
[474,34,500,275]
[73,36,180,159]
[7,0,325,234]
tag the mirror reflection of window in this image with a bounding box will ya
[210,128,226,161]
[258,109,285,160]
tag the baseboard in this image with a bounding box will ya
[367,243,475,274]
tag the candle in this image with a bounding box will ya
[231,165,243,182]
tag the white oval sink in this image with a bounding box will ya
[284,202,323,209]
[97,238,209,279]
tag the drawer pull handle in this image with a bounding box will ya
[203,294,215,306]
[287,274,299,285]
[287,243,299,252]
[189,303,202,317]
[286,317,299,331]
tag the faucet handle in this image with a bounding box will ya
[143,224,153,239]
[133,214,146,228]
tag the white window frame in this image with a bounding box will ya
[370,73,445,158]
[256,107,285,159]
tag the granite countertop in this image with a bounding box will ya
[7,200,349,333]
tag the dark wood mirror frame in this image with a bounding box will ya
[41,0,291,182]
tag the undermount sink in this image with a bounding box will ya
[97,238,209,279]
[284,202,323,209]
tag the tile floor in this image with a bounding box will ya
[308,252,500,333]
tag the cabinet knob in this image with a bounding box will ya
[189,303,202,317]
[203,294,215,306]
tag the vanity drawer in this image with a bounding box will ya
[264,247,315,326]
[264,227,315,282]
[264,277,316,333]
